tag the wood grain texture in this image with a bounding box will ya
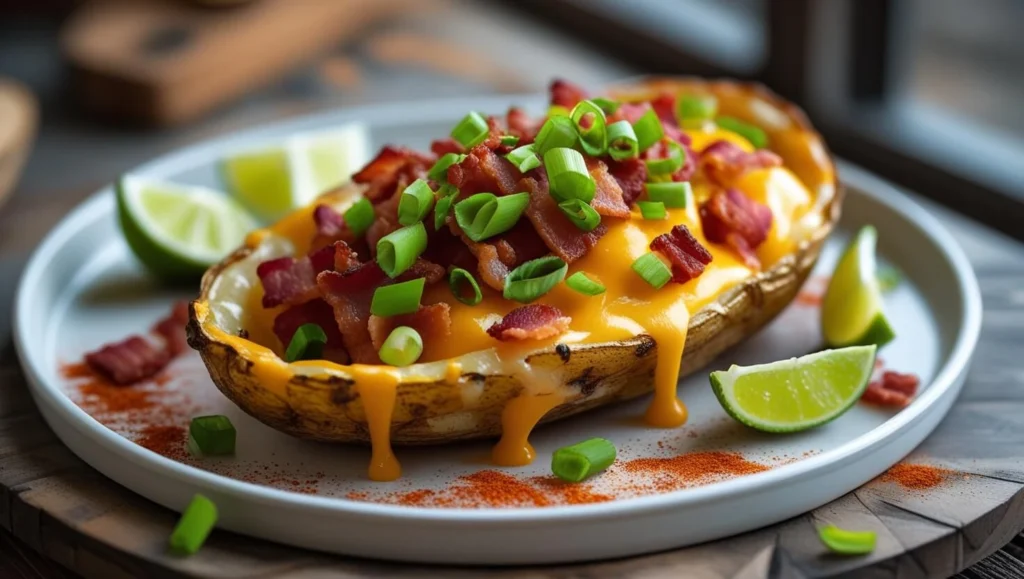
[0,78,36,212]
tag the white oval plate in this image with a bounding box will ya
[14,95,981,565]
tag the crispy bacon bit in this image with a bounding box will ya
[642,139,695,183]
[423,227,479,273]
[612,101,688,146]
[151,301,189,357]
[699,140,782,186]
[272,299,348,363]
[257,257,318,308]
[333,241,361,272]
[550,79,587,109]
[85,301,189,384]
[588,158,631,219]
[431,138,464,157]
[699,188,773,269]
[651,225,713,284]
[487,305,571,341]
[650,92,676,125]
[448,219,546,291]
[862,372,920,408]
[368,303,452,351]
[313,205,345,237]
[507,107,539,142]
[352,146,434,203]
[448,146,521,197]
[521,175,606,264]
[607,158,647,207]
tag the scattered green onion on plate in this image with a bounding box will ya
[818,525,877,555]
[551,437,617,482]
[169,494,218,556]
[189,415,236,456]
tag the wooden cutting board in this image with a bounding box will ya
[0,78,37,212]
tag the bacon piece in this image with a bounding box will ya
[333,241,361,272]
[587,158,631,219]
[607,158,647,207]
[507,107,539,143]
[862,372,920,408]
[423,226,479,273]
[368,303,452,351]
[151,301,190,357]
[650,92,676,125]
[550,79,587,109]
[314,205,345,237]
[448,219,546,291]
[613,101,688,146]
[257,257,318,308]
[642,139,696,183]
[85,336,171,385]
[487,305,571,342]
[431,138,464,157]
[651,225,713,284]
[447,146,521,197]
[699,140,782,186]
[700,188,773,269]
[352,146,434,203]
[272,299,348,363]
[614,102,649,124]
[520,175,606,264]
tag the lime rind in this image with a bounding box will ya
[821,226,896,348]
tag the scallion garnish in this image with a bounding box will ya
[551,437,616,482]
[500,135,520,147]
[285,323,328,363]
[378,326,423,367]
[632,252,672,289]
[169,494,218,555]
[548,104,571,118]
[645,140,686,175]
[632,108,664,152]
[427,153,466,182]
[449,267,483,306]
[397,179,435,226]
[607,121,639,161]
[716,115,768,149]
[453,192,530,242]
[504,256,568,303]
[188,415,236,456]
[534,116,578,155]
[591,97,620,115]
[543,147,595,203]
[646,181,692,208]
[637,200,667,220]
[343,198,374,238]
[570,100,608,156]
[376,222,427,278]
[557,199,601,232]
[565,271,606,296]
[433,189,456,231]
[370,277,425,317]
[451,111,490,149]
[506,144,541,173]
[676,94,718,122]
[818,525,877,555]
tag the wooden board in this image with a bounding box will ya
[0,79,36,212]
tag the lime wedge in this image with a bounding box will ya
[220,124,370,222]
[117,174,257,280]
[710,345,877,432]
[821,226,896,347]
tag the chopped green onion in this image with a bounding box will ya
[646,181,692,208]
[716,115,768,149]
[343,198,374,238]
[632,252,672,289]
[169,494,218,555]
[676,94,718,122]
[591,97,620,115]
[449,267,483,306]
[543,147,595,203]
[818,525,877,555]
[188,415,236,456]
[451,111,490,148]
[637,200,667,220]
[607,121,639,161]
[877,264,902,293]
[433,191,456,231]
[454,192,530,242]
[370,278,425,317]
[551,437,616,482]
[565,272,606,296]
[500,135,520,147]
[285,323,328,363]
[427,153,466,182]
[397,179,435,226]
[632,108,664,152]
[504,256,568,303]
[534,116,578,155]
[378,326,423,367]
[645,140,686,175]
[557,199,601,232]
[506,144,541,173]
[376,222,427,278]
[547,104,570,118]
[570,100,608,156]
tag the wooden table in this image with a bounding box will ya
[3,1,1024,577]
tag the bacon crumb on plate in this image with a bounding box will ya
[487,305,571,341]
[862,371,920,408]
[85,301,189,384]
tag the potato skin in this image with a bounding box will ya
[187,78,840,445]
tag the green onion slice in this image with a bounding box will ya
[591,97,620,115]
[551,437,616,482]
[565,271,606,296]
[285,323,328,363]
[433,191,456,231]
[637,200,667,220]
[607,121,639,161]
[818,525,877,555]
[716,115,768,149]
[500,135,520,147]
[646,181,692,208]
[376,222,427,278]
[451,111,490,149]
[378,326,423,367]
[548,104,570,118]
[343,198,374,238]
[632,252,672,289]
[169,494,218,556]
[570,99,608,156]
[543,147,595,203]
[557,199,601,232]
[188,415,236,456]
[370,277,425,317]
[427,153,466,182]
[632,108,664,152]
[504,256,568,303]
[397,179,435,226]
[676,94,718,122]
[449,267,483,306]
[645,140,686,175]
[534,115,578,155]
[506,144,541,173]
[454,192,530,242]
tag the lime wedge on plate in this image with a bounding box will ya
[821,226,896,347]
[220,124,370,222]
[710,345,877,432]
[117,174,257,281]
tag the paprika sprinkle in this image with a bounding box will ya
[880,463,949,490]
[622,451,769,493]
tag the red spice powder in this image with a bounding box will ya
[63,363,158,414]
[795,292,823,306]
[622,451,769,492]
[136,425,187,460]
[529,476,612,505]
[880,463,949,490]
